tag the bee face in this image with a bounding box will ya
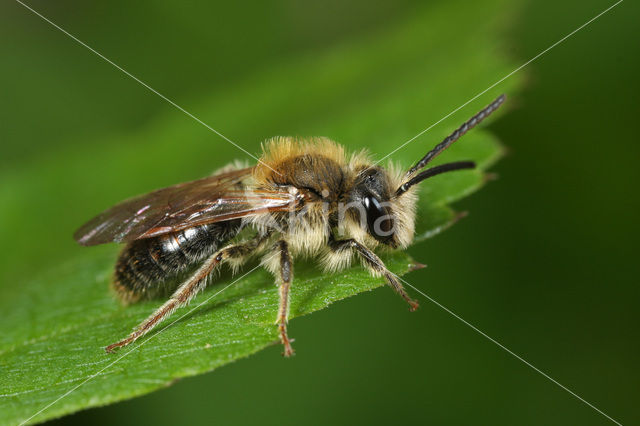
[349,167,398,247]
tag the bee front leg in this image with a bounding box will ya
[106,237,264,353]
[329,239,419,311]
[272,240,294,357]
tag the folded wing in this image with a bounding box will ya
[74,168,298,246]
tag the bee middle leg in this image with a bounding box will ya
[106,237,265,353]
[329,238,419,311]
[270,240,294,357]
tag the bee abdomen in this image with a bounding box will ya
[113,221,242,303]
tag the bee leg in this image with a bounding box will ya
[106,238,263,353]
[329,239,419,311]
[274,240,294,357]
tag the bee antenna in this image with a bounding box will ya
[404,94,506,178]
[396,161,476,196]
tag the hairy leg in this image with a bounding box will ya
[329,238,419,311]
[106,236,265,353]
[274,240,294,357]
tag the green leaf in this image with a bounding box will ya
[0,1,522,424]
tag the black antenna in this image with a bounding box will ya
[396,161,475,196]
[404,94,506,178]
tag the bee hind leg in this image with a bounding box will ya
[329,238,419,311]
[106,236,265,353]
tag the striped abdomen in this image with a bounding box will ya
[113,220,242,302]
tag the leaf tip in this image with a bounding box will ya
[408,262,427,272]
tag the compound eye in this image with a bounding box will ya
[363,196,393,241]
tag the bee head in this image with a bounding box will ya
[349,167,399,247]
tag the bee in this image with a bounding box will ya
[75,95,505,356]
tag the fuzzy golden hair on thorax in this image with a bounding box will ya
[254,137,347,184]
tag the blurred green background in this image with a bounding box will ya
[1,0,638,425]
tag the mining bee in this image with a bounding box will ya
[74,95,505,356]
